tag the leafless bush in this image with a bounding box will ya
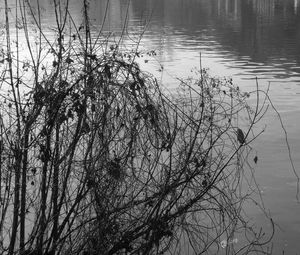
[0,1,274,254]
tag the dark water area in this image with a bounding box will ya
[126,0,300,83]
[15,0,300,83]
[1,0,300,253]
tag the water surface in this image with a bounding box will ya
[92,1,300,253]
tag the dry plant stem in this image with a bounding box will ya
[17,0,27,251]
[5,0,22,253]
[266,82,300,200]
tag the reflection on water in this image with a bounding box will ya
[2,0,299,83]
[128,0,300,83]
[3,0,298,84]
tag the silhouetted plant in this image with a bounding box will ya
[0,1,276,255]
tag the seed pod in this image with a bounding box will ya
[237,128,245,145]
[254,156,258,164]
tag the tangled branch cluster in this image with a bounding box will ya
[0,1,273,254]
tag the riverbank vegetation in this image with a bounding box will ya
[0,1,276,254]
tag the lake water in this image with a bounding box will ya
[2,0,300,254]
[92,1,300,253]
